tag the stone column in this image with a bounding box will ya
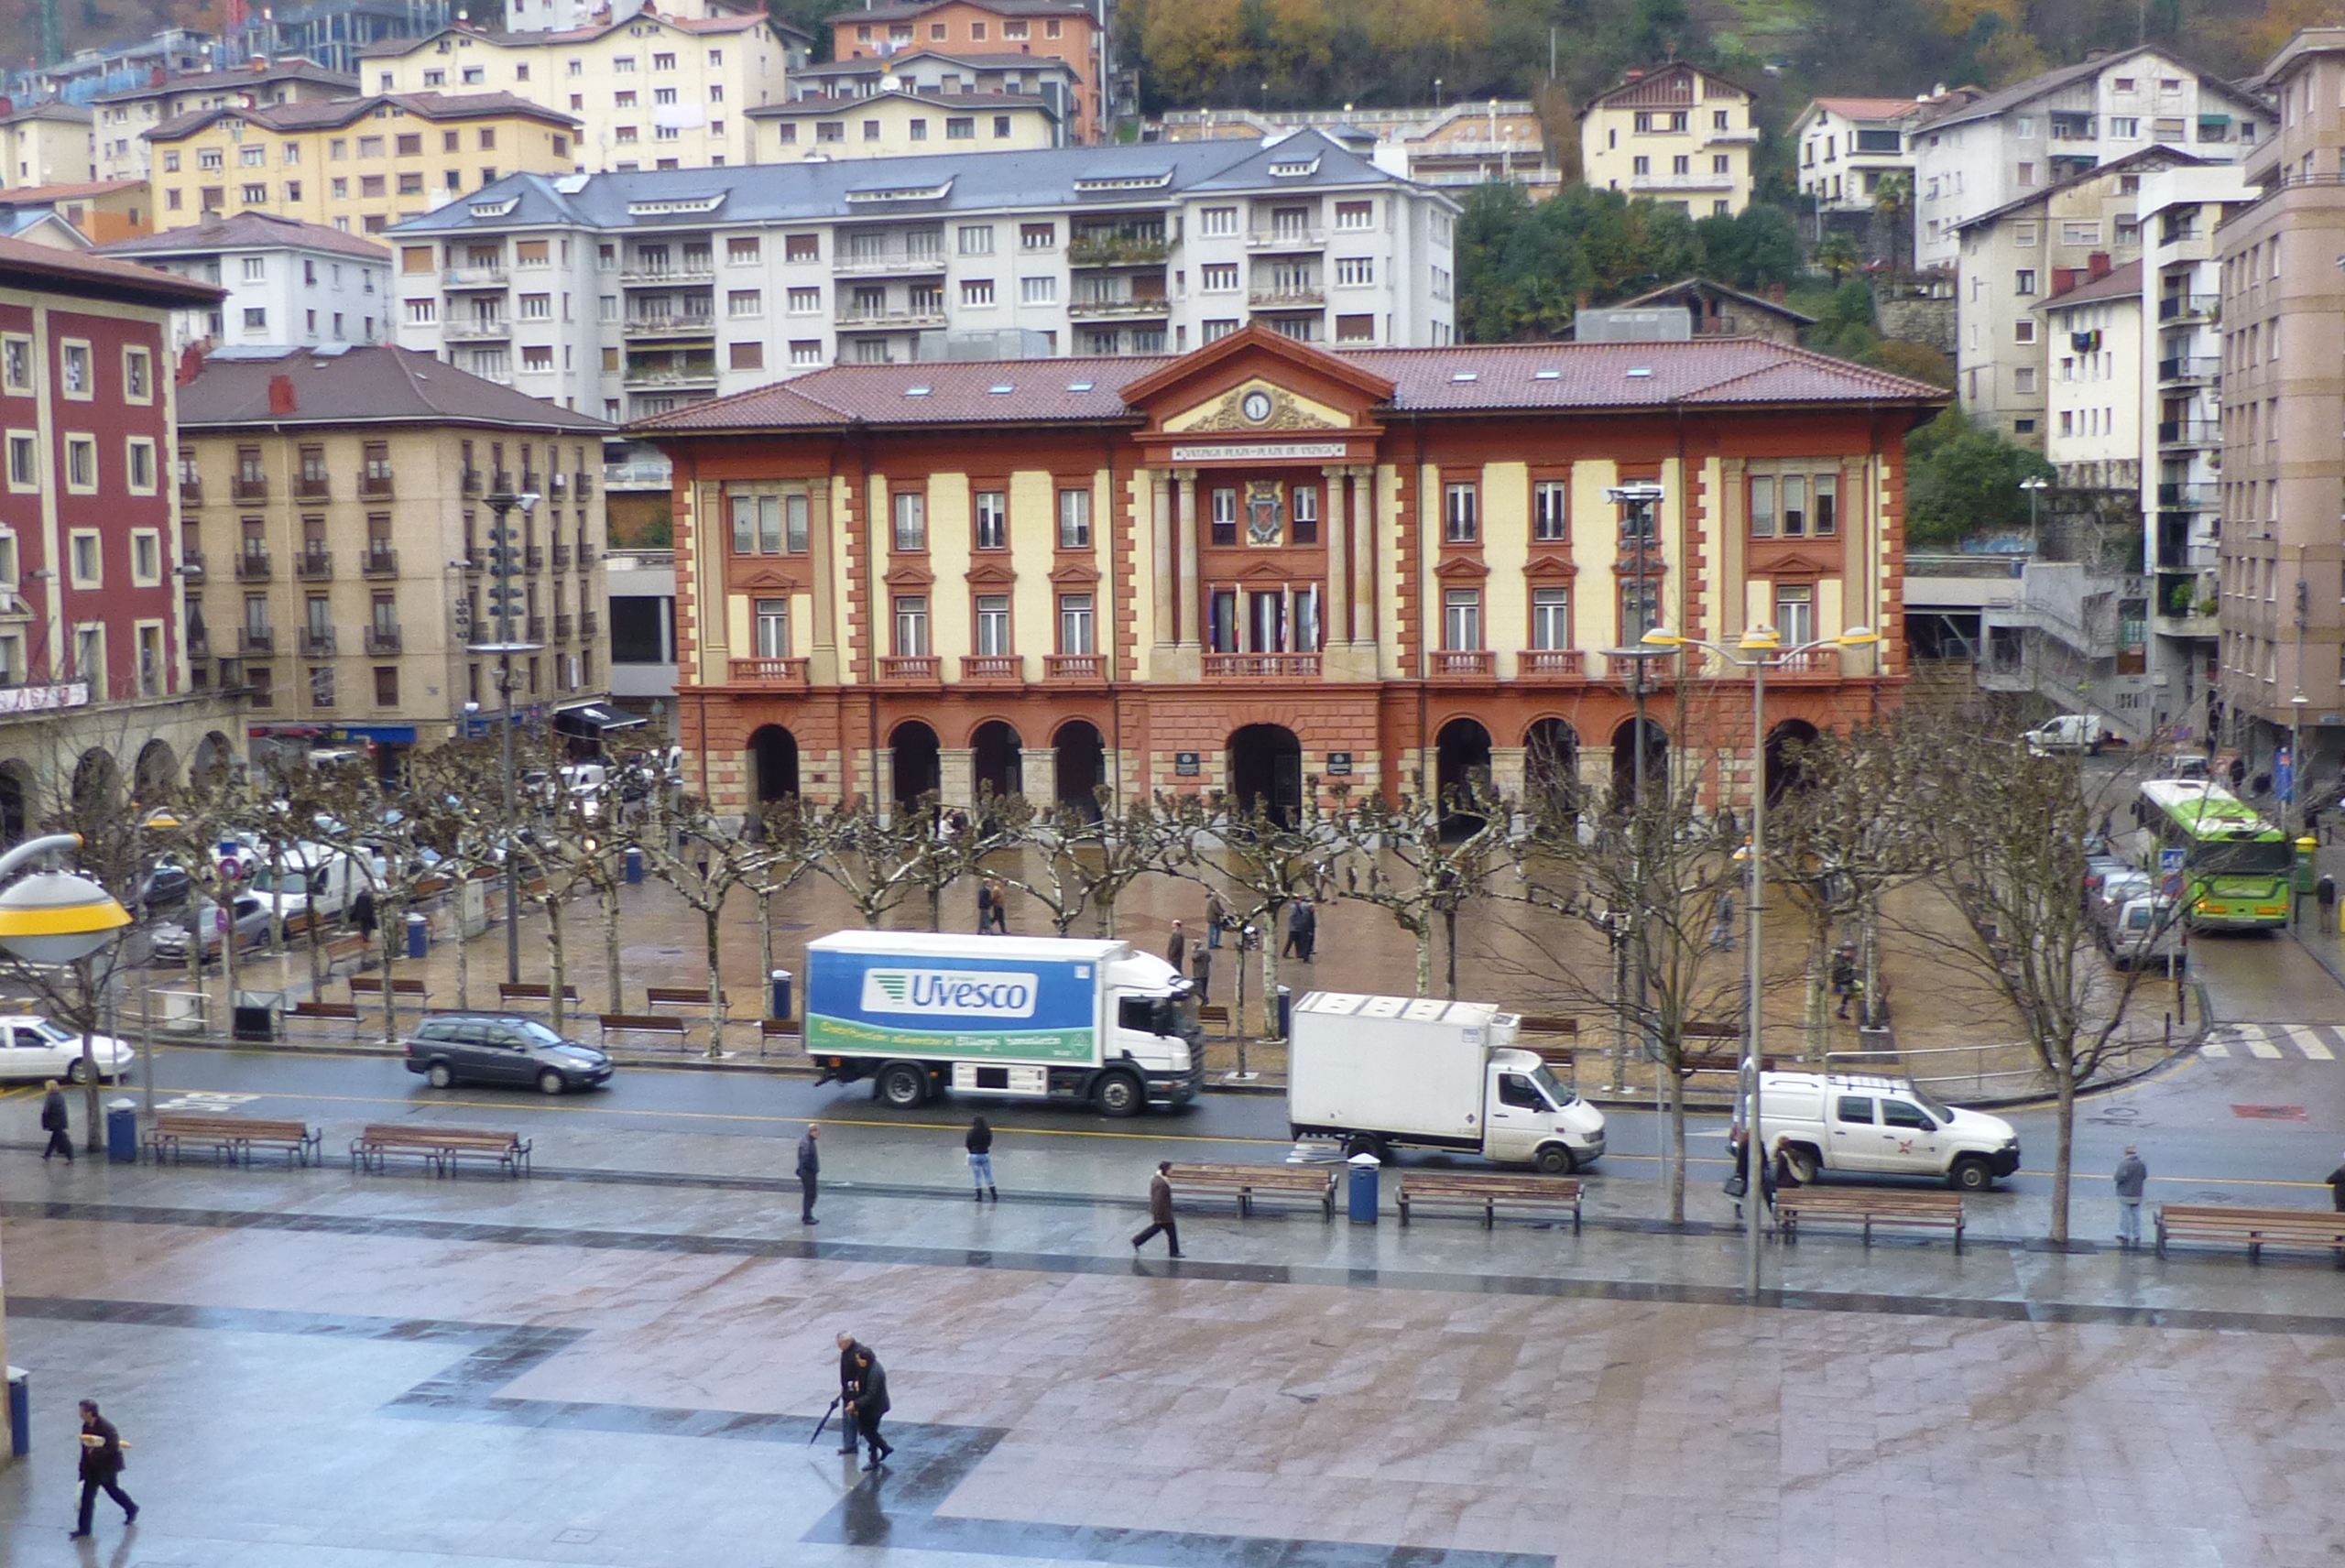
[1151,469,1174,656]
[937,746,975,810]
[807,477,838,684]
[1020,745,1058,810]
[1321,463,1349,660]
[1489,745,1528,803]
[1175,468,1200,648]
[1348,464,1375,648]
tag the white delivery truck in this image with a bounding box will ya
[803,931,1202,1116]
[1286,992,1606,1173]
[248,842,375,924]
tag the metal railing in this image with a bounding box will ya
[359,473,395,498]
[231,476,267,502]
[1205,652,1319,679]
[1243,227,1324,250]
[294,474,331,499]
[363,546,398,576]
[365,626,402,654]
[299,627,336,656]
[235,550,273,581]
[295,549,333,579]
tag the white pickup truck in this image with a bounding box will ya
[1752,1073,2022,1192]
[2023,713,2113,756]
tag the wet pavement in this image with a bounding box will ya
[5,1073,2345,1567]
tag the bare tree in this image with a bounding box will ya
[1333,779,1511,998]
[402,741,511,1013]
[999,791,1181,937]
[797,798,933,930]
[640,790,775,1053]
[1495,764,1747,1225]
[1162,790,1331,1044]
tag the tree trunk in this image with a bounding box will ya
[1443,905,1458,998]
[1860,893,1882,1027]
[2050,1053,2075,1245]
[604,879,625,1016]
[928,877,942,932]
[79,961,101,1154]
[1414,923,1434,997]
[1232,943,1249,1078]
[545,893,568,1034]
[1259,918,1282,1039]
[758,881,775,1002]
[222,892,241,1035]
[379,896,399,1050]
[704,896,725,1059]
[267,841,287,956]
[307,895,326,995]
[1665,1049,1687,1225]
[1803,918,1828,1062]
[453,884,472,1011]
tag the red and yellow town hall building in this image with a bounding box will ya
[635,326,1943,816]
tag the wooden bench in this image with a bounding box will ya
[1196,1004,1230,1031]
[758,1018,799,1042]
[2155,1203,2345,1262]
[646,985,727,1009]
[351,1122,532,1178]
[499,981,580,1008]
[148,1112,322,1168]
[349,975,428,1007]
[598,1012,694,1045]
[287,999,361,1022]
[1165,1161,1338,1219]
[1774,1189,1965,1250]
[1396,1171,1584,1231]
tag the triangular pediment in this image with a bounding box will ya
[882,560,935,589]
[1523,553,1577,582]
[965,558,1017,586]
[1433,553,1490,582]
[1122,322,1391,438]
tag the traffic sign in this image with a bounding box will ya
[2160,848,2186,874]
[216,855,243,881]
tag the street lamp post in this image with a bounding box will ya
[474,487,542,985]
[1642,622,1881,1301]
[2019,475,2049,554]
[1605,482,1667,1108]
[0,833,133,1152]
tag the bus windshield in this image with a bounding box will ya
[2195,835,2293,877]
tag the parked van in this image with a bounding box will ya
[1751,1073,2022,1191]
[248,843,374,923]
[2100,895,2183,973]
[2023,714,2112,756]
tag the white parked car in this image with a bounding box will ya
[1751,1073,2022,1191]
[0,1016,134,1083]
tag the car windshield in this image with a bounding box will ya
[1529,1064,1573,1109]
[1911,1086,1955,1124]
[509,1019,567,1047]
[26,1020,71,1043]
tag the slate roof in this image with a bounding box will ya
[180,343,610,431]
[634,338,1945,434]
[0,101,94,126]
[0,234,224,307]
[748,87,1057,117]
[92,59,357,106]
[1951,144,2209,235]
[387,128,1443,236]
[357,11,795,57]
[95,211,393,263]
[148,91,577,144]
[1912,48,2266,135]
[1612,277,1820,327]
[1807,96,1928,122]
[0,179,147,204]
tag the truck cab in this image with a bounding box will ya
[1482,1047,1607,1171]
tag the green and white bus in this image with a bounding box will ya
[2135,779,2293,930]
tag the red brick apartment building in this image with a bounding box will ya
[635,326,1943,818]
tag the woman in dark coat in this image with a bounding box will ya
[848,1348,893,1470]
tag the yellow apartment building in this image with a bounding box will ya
[148,93,582,237]
[0,103,96,190]
[1578,61,1759,218]
[359,13,811,173]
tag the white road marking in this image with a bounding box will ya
[2240,1026,2285,1059]
[2285,1026,2337,1061]
[155,1091,262,1111]
[2199,1039,2230,1058]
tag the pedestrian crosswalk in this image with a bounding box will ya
[2202,1022,2345,1061]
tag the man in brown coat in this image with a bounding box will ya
[1130,1160,1181,1257]
[1164,920,1185,971]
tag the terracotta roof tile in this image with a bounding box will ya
[180,343,609,431]
[0,179,147,204]
[96,210,392,263]
[0,234,225,306]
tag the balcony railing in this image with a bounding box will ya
[623,311,717,340]
[363,545,398,576]
[527,616,547,643]
[831,249,948,278]
[2157,355,2220,384]
[2157,483,2216,508]
[525,546,544,570]
[580,610,599,637]
[1517,649,1586,678]
[2158,419,2220,446]
[1067,297,1172,319]
[603,458,673,488]
[619,262,716,286]
[1043,652,1107,681]
[1628,171,1737,191]
[1243,227,1325,251]
[573,471,595,498]
[180,549,205,580]
[462,468,484,496]
[239,627,275,655]
[1068,235,1170,267]
[552,544,572,569]
[1204,652,1320,679]
[622,365,720,388]
[1429,649,1494,677]
[300,627,336,656]
[231,476,267,502]
[235,550,273,581]
[295,548,333,579]
[834,304,946,328]
[294,474,330,500]
[553,615,573,641]
[728,656,807,686]
[878,654,941,681]
[180,476,202,505]
[574,546,596,570]
[1249,288,1325,310]
[2157,292,2217,321]
[1771,647,1844,678]
[365,626,402,655]
[961,654,1022,681]
[186,629,210,659]
[359,472,395,498]
[442,265,509,287]
[442,318,512,341]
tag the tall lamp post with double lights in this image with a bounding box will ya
[1602,480,1668,1103]
[2019,474,2049,554]
[1641,621,1881,1300]
[0,833,133,1152]
[474,486,542,985]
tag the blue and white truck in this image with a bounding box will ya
[803,931,1203,1116]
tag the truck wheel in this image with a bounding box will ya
[1532,1144,1576,1176]
[1784,1145,1820,1184]
[1949,1155,1993,1192]
[1343,1132,1387,1162]
[1093,1072,1142,1118]
[878,1062,928,1109]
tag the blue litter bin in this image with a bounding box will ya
[405,911,429,960]
[769,968,792,1021]
[624,846,645,885]
[6,1368,27,1457]
[1276,985,1292,1040]
[1347,1152,1380,1224]
[105,1099,137,1163]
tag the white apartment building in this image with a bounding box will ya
[1578,62,1759,218]
[502,0,760,33]
[90,59,360,182]
[2038,256,2140,493]
[1911,49,2269,273]
[387,131,1457,422]
[1792,96,1925,214]
[357,12,811,174]
[94,210,394,353]
[1953,145,2198,445]
[2135,162,2248,739]
[748,87,1063,158]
